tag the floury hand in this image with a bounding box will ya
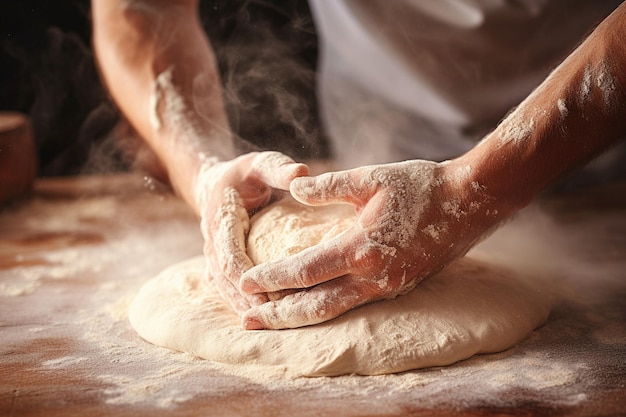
[240,159,508,329]
[196,152,309,315]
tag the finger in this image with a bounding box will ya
[206,269,251,315]
[206,256,269,313]
[203,238,257,314]
[242,275,372,330]
[239,230,360,294]
[211,187,268,306]
[236,181,272,212]
[250,152,309,190]
[289,168,375,207]
[212,187,251,276]
[206,254,267,312]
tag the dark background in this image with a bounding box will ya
[0,0,328,176]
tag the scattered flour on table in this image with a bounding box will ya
[83,281,589,410]
[5,183,622,412]
[43,356,89,368]
[0,280,40,296]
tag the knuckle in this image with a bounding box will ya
[294,268,316,289]
[350,244,382,271]
[253,151,292,170]
[325,172,344,192]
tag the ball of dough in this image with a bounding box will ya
[129,197,552,376]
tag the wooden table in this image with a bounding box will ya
[1,174,625,416]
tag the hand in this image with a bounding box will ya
[239,159,508,329]
[195,151,309,316]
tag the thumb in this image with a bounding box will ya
[250,152,309,190]
[290,169,374,207]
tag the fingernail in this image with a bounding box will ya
[243,316,265,330]
[249,293,268,307]
[293,163,310,177]
[240,278,262,294]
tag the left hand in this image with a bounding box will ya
[239,159,508,329]
[196,151,309,316]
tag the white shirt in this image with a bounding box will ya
[308,0,622,167]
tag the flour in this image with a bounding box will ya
[452,164,472,184]
[595,61,617,108]
[578,61,617,111]
[369,161,437,250]
[580,66,593,103]
[99,364,197,406]
[5,176,623,413]
[43,356,89,368]
[557,98,569,118]
[90,278,593,410]
[247,198,354,264]
[149,69,166,131]
[441,199,463,219]
[499,109,536,146]
[149,67,234,161]
[211,185,250,271]
[151,66,188,136]
[23,196,118,231]
[421,223,447,242]
[0,281,40,297]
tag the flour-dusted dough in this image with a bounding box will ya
[129,198,552,376]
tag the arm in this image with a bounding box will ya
[239,4,626,329]
[92,0,308,313]
[462,3,626,210]
[92,0,231,208]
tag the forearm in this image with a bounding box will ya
[458,3,626,212]
[92,0,233,210]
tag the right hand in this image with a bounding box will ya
[195,151,309,316]
[239,158,510,329]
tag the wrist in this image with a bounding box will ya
[452,137,536,214]
[191,154,222,213]
[439,155,519,230]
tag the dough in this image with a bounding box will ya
[129,198,552,376]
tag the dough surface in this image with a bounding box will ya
[129,198,552,376]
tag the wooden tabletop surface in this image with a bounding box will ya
[1,174,625,417]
